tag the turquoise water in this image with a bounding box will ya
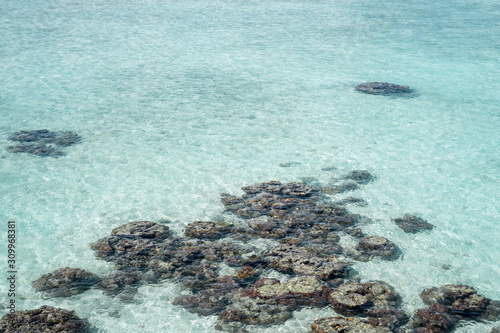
[1,0,499,332]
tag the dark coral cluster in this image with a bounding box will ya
[32,267,100,297]
[407,285,500,332]
[355,82,411,95]
[6,129,81,157]
[393,214,435,234]
[20,178,499,332]
[0,305,88,333]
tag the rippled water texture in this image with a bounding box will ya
[1,0,499,332]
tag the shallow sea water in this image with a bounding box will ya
[0,0,499,332]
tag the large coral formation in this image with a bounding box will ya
[22,178,498,333]
[7,129,81,157]
[0,306,88,333]
[32,267,100,297]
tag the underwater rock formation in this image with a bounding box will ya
[318,182,360,194]
[264,244,351,280]
[397,285,500,332]
[411,304,458,333]
[311,316,392,333]
[7,129,81,157]
[420,284,499,319]
[342,170,376,184]
[351,236,400,261]
[173,276,240,316]
[243,276,331,308]
[394,215,434,233]
[216,294,293,328]
[92,221,251,290]
[0,305,88,332]
[184,221,234,239]
[355,82,411,95]
[32,267,100,297]
[96,271,142,300]
[329,281,401,316]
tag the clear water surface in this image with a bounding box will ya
[0,0,499,332]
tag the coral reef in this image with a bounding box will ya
[0,305,88,332]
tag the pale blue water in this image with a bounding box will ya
[1,0,499,332]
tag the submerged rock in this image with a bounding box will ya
[411,304,458,333]
[265,244,351,280]
[184,221,233,239]
[32,267,100,297]
[420,284,493,318]
[243,276,331,308]
[96,271,142,300]
[311,316,392,333]
[394,214,434,233]
[355,82,411,95]
[342,170,376,184]
[319,182,359,194]
[0,305,88,333]
[173,276,240,316]
[111,220,170,239]
[7,129,81,157]
[408,285,500,332]
[329,281,401,316]
[216,295,292,328]
[352,236,400,261]
[334,197,369,207]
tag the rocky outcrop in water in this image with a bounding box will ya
[216,295,293,329]
[342,170,376,184]
[0,305,88,332]
[243,276,332,308]
[32,267,100,297]
[349,236,400,261]
[96,271,142,301]
[184,221,237,239]
[311,316,393,333]
[355,82,411,95]
[420,284,500,319]
[7,129,81,157]
[263,244,351,280]
[396,284,500,332]
[394,215,434,233]
[173,276,241,316]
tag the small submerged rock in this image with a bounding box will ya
[264,244,351,280]
[173,276,240,316]
[184,221,234,239]
[420,284,498,319]
[311,316,392,333]
[243,276,331,308]
[216,294,293,328]
[352,236,400,261]
[394,214,434,233]
[329,281,402,316]
[411,304,458,333]
[32,267,100,297]
[319,182,360,194]
[96,271,142,300]
[355,82,411,95]
[0,305,88,332]
[403,284,500,332]
[7,129,81,157]
[342,170,376,184]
